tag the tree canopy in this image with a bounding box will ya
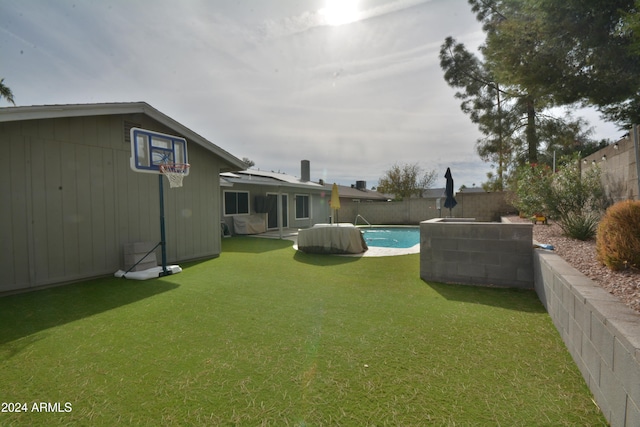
[475,0,640,125]
[440,0,640,189]
[0,78,15,106]
[241,157,255,168]
[377,162,436,200]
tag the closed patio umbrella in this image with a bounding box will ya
[330,183,341,224]
[444,167,457,217]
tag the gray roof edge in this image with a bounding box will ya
[0,102,148,121]
[223,177,325,191]
[0,102,247,171]
[139,103,246,171]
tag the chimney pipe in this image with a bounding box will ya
[301,160,310,182]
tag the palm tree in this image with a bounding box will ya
[0,78,16,105]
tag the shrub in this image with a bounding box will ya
[596,200,640,270]
[549,159,606,239]
[512,156,607,239]
[512,163,553,217]
[548,160,606,220]
[559,212,600,241]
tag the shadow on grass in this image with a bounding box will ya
[293,250,363,266]
[221,236,294,253]
[0,277,178,347]
[425,281,546,313]
[179,257,219,269]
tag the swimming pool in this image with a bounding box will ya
[360,227,420,249]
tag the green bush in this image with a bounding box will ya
[549,159,605,239]
[513,156,607,239]
[512,163,553,217]
[558,212,600,241]
[548,159,606,221]
[596,200,640,270]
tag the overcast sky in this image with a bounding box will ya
[0,0,623,189]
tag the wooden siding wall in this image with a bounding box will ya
[1,114,222,293]
[220,183,330,231]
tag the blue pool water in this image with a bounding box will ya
[361,227,420,249]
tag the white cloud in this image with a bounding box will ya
[0,0,621,190]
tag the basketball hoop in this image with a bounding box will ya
[159,163,190,188]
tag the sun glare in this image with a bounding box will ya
[319,0,360,26]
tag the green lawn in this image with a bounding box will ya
[0,237,606,426]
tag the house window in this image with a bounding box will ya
[224,191,249,215]
[295,194,310,219]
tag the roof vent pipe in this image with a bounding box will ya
[301,160,310,182]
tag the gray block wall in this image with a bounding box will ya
[581,131,639,201]
[337,191,516,225]
[420,218,533,288]
[534,250,640,427]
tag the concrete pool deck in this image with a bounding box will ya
[344,244,420,257]
[251,228,420,257]
[292,238,419,257]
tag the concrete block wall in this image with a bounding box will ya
[338,199,439,225]
[534,250,640,426]
[581,133,639,202]
[454,191,517,222]
[420,218,533,288]
[337,191,515,225]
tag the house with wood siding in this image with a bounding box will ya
[220,160,330,237]
[0,102,246,294]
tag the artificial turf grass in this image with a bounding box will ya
[0,237,606,426]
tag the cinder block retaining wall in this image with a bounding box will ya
[534,249,640,427]
[420,217,640,425]
[420,218,533,289]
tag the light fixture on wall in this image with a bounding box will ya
[583,159,587,164]
[614,142,619,149]
[592,160,596,166]
[602,154,607,161]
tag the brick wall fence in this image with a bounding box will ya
[335,191,516,225]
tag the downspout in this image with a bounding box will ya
[309,194,313,229]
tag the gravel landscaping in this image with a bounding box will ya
[506,216,640,314]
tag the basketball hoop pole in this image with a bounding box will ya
[127,128,189,279]
[158,175,170,276]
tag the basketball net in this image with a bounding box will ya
[159,163,190,188]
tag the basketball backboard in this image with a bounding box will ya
[130,127,189,174]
